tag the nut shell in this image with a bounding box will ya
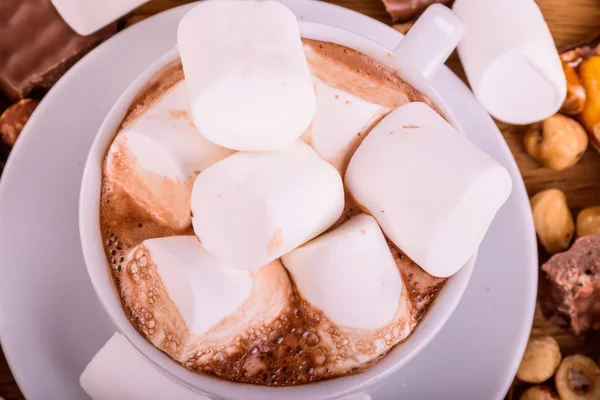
[530,189,575,253]
[555,354,600,400]
[516,336,562,383]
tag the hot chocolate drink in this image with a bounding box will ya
[99,39,446,386]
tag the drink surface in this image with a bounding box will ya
[99,39,447,386]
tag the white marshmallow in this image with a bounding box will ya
[191,140,344,270]
[177,0,316,151]
[143,236,252,336]
[282,214,402,330]
[51,0,149,36]
[453,0,566,124]
[106,82,234,230]
[120,237,295,362]
[302,76,389,173]
[345,102,512,278]
[80,333,207,400]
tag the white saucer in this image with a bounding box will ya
[0,1,537,399]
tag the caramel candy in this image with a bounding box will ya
[560,35,600,151]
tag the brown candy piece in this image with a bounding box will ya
[541,234,600,334]
[0,0,116,100]
[0,99,39,148]
[382,0,454,23]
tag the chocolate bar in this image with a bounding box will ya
[0,0,116,100]
[541,234,600,334]
[382,0,454,23]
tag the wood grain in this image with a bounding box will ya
[2,0,600,399]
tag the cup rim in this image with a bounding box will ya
[79,20,475,400]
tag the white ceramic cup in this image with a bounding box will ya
[80,5,474,400]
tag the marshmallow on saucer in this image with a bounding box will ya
[177,0,316,151]
[81,332,373,400]
[51,0,149,36]
[141,236,252,336]
[80,333,207,400]
[106,82,234,230]
[191,140,344,271]
[453,0,566,124]
[282,214,402,330]
[345,102,512,278]
[302,76,390,173]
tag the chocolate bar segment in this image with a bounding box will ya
[541,234,600,334]
[382,0,454,23]
[0,0,116,100]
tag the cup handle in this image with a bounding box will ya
[393,4,466,79]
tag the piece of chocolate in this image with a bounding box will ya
[382,0,454,23]
[0,0,116,100]
[541,234,600,334]
[0,99,39,148]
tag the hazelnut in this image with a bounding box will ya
[524,114,588,171]
[520,385,559,400]
[561,62,586,115]
[555,354,600,400]
[530,189,575,253]
[517,336,562,383]
[576,206,600,237]
[0,98,39,148]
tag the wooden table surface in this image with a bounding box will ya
[2,0,600,399]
